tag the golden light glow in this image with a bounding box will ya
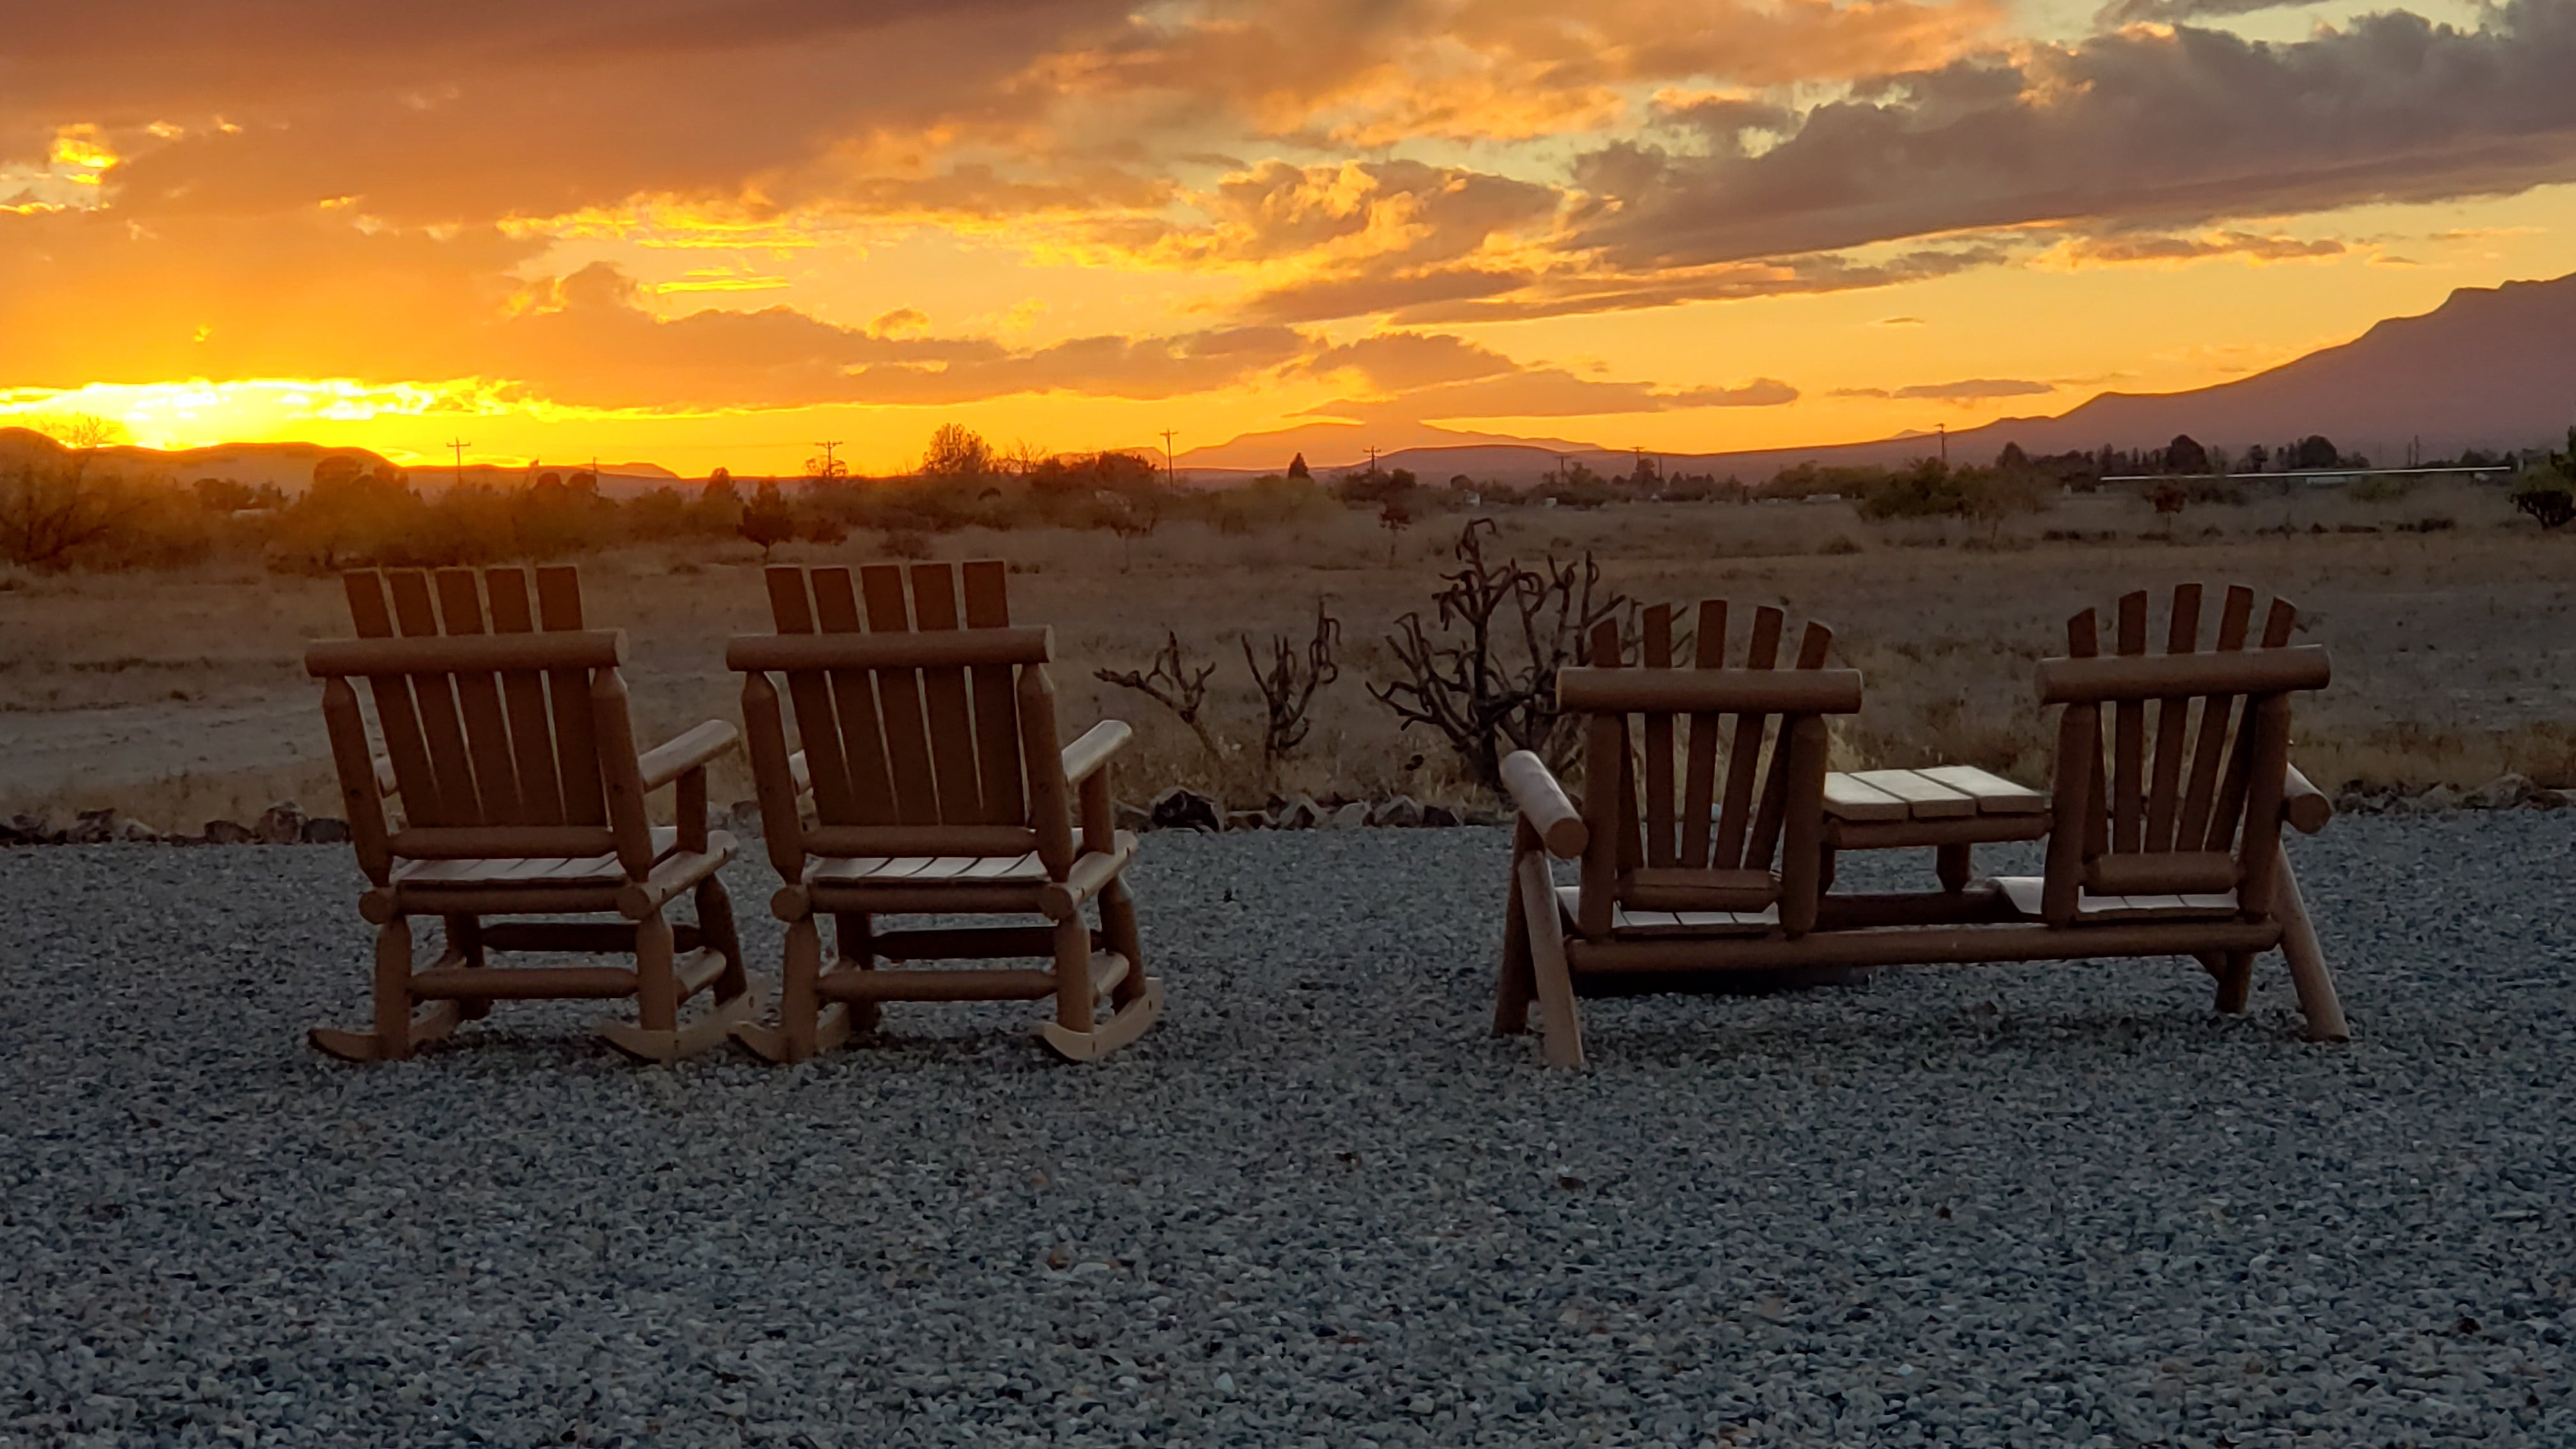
[8,1,2576,479]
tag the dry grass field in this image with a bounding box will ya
[3,479,2572,832]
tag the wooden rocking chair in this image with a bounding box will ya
[727,560,1160,1063]
[1496,602,1864,1068]
[303,565,755,1063]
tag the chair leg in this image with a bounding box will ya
[636,912,678,1033]
[1052,914,1093,1032]
[1099,878,1149,1009]
[1936,843,1974,894]
[2271,849,2349,1041]
[1515,852,1585,1070]
[1495,850,1536,1036]
[698,878,749,1003]
[733,914,823,1064]
[310,918,465,1062]
[444,915,493,1018]
[2213,951,2256,1014]
[374,918,415,1059]
[835,911,880,1034]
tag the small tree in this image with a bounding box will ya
[739,480,795,561]
[1287,452,1310,480]
[1097,631,1222,766]
[921,424,993,480]
[2512,427,2576,530]
[2150,480,2188,536]
[0,414,142,569]
[1377,498,1413,564]
[1369,518,1629,792]
[1243,599,1340,771]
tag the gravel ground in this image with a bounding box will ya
[2,818,2572,1448]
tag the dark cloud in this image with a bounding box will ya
[2064,230,2346,264]
[1833,378,2055,399]
[2092,0,2308,27]
[1570,3,2576,269]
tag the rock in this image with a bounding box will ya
[2465,773,2535,810]
[1148,788,1222,833]
[65,809,117,845]
[254,801,305,845]
[1421,804,1462,828]
[111,816,162,843]
[1368,795,1424,829]
[2409,784,2463,814]
[1,811,53,845]
[726,799,762,835]
[203,819,256,845]
[1464,807,1510,827]
[2530,787,2572,811]
[1271,795,1324,830]
[1224,810,1271,831]
[1324,802,1369,830]
[1114,799,1151,833]
[300,816,351,845]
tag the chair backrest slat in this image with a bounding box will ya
[2109,589,2149,855]
[962,560,1026,825]
[535,566,608,826]
[343,571,449,827]
[2174,584,2253,848]
[909,564,988,824]
[1710,604,1782,870]
[1639,605,1678,868]
[860,564,942,825]
[809,567,902,822]
[388,569,482,825]
[486,570,567,825]
[2205,596,2297,850]
[1676,599,1728,869]
[768,567,860,823]
[2141,582,2201,852]
[434,567,526,826]
[1746,620,1834,868]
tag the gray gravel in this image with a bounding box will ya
[3,819,2573,1447]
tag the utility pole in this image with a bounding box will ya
[811,440,842,480]
[1160,429,1177,486]
[448,438,471,489]
[1938,424,1948,466]
[1365,445,1381,478]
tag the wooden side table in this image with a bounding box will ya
[1821,765,2048,893]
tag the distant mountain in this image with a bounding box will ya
[1184,272,2576,484]
[0,429,397,494]
[1175,420,1610,477]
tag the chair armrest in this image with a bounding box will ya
[1061,720,1132,785]
[372,755,399,797]
[2282,763,2331,835]
[1501,750,1587,859]
[639,719,739,791]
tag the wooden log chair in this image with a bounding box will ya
[1987,585,2348,1037]
[726,560,1161,1064]
[303,567,752,1062]
[303,565,755,1064]
[1495,601,1865,1068]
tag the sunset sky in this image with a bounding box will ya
[7,0,2576,475]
